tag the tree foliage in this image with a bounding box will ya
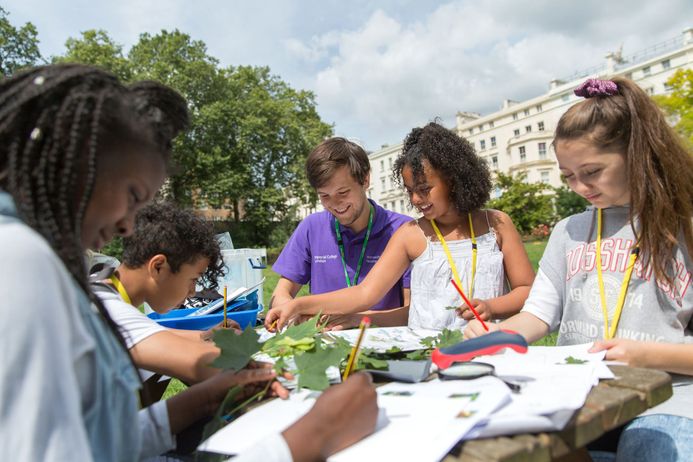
[54,29,132,81]
[486,172,555,235]
[0,7,42,76]
[53,27,332,246]
[654,69,693,146]
[554,185,589,221]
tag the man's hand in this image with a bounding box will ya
[321,314,361,331]
[264,299,301,331]
[457,298,492,322]
[282,372,378,461]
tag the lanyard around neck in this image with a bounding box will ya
[595,208,639,340]
[431,213,477,299]
[109,274,132,306]
[335,204,374,287]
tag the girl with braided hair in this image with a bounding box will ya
[465,77,693,461]
[0,64,378,461]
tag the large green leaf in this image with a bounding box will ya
[210,327,261,371]
[294,346,345,391]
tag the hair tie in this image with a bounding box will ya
[574,78,618,98]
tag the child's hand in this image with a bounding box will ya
[457,298,492,321]
[589,339,651,367]
[463,319,500,339]
[201,319,241,341]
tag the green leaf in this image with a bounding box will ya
[210,326,261,371]
[437,328,465,348]
[561,355,588,365]
[294,346,345,391]
[356,349,389,371]
[444,305,459,311]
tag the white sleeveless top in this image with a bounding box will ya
[408,217,507,331]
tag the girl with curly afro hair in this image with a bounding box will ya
[266,121,534,332]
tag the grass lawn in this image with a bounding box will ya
[163,238,552,399]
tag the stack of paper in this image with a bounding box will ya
[197,376,512,461]
[465,343,613,438]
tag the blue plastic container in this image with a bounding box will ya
[148,291,261,330]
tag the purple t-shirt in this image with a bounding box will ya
[273,200,412,310]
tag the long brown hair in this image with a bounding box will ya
[555,76,693,285]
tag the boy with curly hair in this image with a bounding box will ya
[92,202,233,401]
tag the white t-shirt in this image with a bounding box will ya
[95,286,167,349]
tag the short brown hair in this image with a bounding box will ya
[305,137,370,188]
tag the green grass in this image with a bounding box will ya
[162,239,552,399]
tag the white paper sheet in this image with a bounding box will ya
[325,326,441,353]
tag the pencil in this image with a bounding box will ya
[223,286,228,328]
[450,278,489,332]
[342,316,371,381]
[269,319,278,331]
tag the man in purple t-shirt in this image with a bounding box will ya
[271,137,412,317]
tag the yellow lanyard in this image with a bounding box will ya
[431,213,477,299]
[109,274,132,306]
[595,208,639,340]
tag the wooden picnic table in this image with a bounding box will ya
[443,365,673,462]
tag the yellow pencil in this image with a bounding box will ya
[342,316,371,381]
[223,286,228,328]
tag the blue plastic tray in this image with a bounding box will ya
[148,293,261,330]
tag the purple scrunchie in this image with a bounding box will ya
[574,78,619,98]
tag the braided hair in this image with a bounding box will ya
[0,64,189,347]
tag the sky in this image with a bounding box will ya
[4,0,692,151]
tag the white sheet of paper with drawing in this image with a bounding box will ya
[464,343,612,438]
[198,377,511,461]
[325,326,440,353]
[330,377,511,461]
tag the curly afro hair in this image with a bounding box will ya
[394,121,491,214]
[122,202,225,291]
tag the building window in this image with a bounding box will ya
[513,128,520,137]
[490,136,496,148]
[540,170,550,183]
[525,125,532,133]
[380,160,384,171]
[562,94,570,102]
[512,113,518,120]
[479,139,486,150]
[368,188,372,198]
[400,200,405,213]
[536,104,543,112]
[389,178,394,190]
[662,59,671,70]
[645,87,654,95]
[643,66,651,76]
[388,157,393,169]
[391,201,396,210]
[538,142,547,159]
[624,72,633,80]
[523,109,530,116]
[480,123,484,131]
[519,146,526,162]
[538,121,545,131]
[491,156,498,169]
[381,178,386,190]
[489,121,494,128]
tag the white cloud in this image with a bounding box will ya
[294,0,693,149]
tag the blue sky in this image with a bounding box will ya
[4,0,692,151]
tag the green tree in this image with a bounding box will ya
[554,185,589,220]
[654,69,693,145]
[487,172,555,235]
[0,7,42,76]
[55,29,132,81]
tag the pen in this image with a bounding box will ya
[450,278,489,331]
[223,286,228,328]
[342,316,371,381]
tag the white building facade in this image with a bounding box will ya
[298,28,692,220]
